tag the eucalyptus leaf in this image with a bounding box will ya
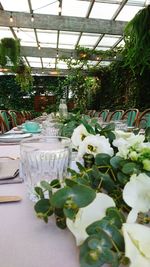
[110,156,125,169]
[95,153,111,166]
[106,207,126,228]
[122,162,140,175]
[40,180,52,191]
[34,198,52,215]
[51,185,96,209]
[34,186,44,198]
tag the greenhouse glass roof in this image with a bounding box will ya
[0,0,149,76]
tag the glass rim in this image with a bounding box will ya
[20,135,71,145]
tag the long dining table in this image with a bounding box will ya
[0,141,80,267]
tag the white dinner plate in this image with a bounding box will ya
[0,133,32,143]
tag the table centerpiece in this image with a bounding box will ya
[33,117,150,267]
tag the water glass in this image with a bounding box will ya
[20,136,72,201]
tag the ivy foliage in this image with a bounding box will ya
[123,5,150,74]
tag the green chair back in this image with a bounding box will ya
[109,110,124,121]
[9,111,18,127]
[0,111,10,130]
[122,109,139,127]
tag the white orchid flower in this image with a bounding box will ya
[71,124,91,149]
[123,173,150,223]
[66,193,115,246]
[77,135,114,160]
[122,223,150,267]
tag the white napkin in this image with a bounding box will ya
[0,159,23,184]
[0,160,19,180]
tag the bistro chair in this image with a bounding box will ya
[97,109,109,121]
[0,110,11,130]
[108,110,124,122]
[86,110,97,117]
[0,114,9,133]
[121,108,139,126]
[8,110,18,127]
[136,109,150,129]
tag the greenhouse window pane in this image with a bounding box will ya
[42,58,56,64]
[31,0,59,15]
[89,3,119,19]
[26,57,41,63]
[96,47,111,51]
[59,31,80,45]
[0,0,29,12]
[0,27,14,39]
[115,5,143,21]
[99,35,122,47]
[62,0,89,17]
[58,44,76,49]
[79,33,101,47]
[20,41,37,47]
[14,28,35,43]
[37,30,57,44]
[29,62,42,68]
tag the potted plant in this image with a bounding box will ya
[0,37,20,68]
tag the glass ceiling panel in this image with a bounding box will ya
[127,0,146,6]
[96,46,110,51]
[58,44,76,49]
[62,0,90,17]
[79,33,101,47]
[20,41,37,47]
[99,35,122,47]
[29,62,42,68]
[115,5,143,21]
[89,3,119,19]
[14,28,36,43]
[26,57,41,63]
[0,0,29,12]
[37,30,57,48]
[42,58,56,64]
[117,39,125,47]
[31,0,59,15]
[59,31,80,45]
[0,27,14,39]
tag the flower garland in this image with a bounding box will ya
[34,117,150,267]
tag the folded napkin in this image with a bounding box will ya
[0,159,23,184]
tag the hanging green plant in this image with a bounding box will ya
[0,38,20,68]
[123,5,150,74]
[15,61,34,92]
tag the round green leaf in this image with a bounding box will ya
[122,162,139,175]
[95,153,111,166]
[34,199,51,214]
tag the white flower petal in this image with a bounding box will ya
[77,135,114,160]
[122,223,150,267]
[123,173,150,220]
[71,124,90,149]
[66,193,115,246]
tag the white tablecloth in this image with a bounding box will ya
[0,144,79,267]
